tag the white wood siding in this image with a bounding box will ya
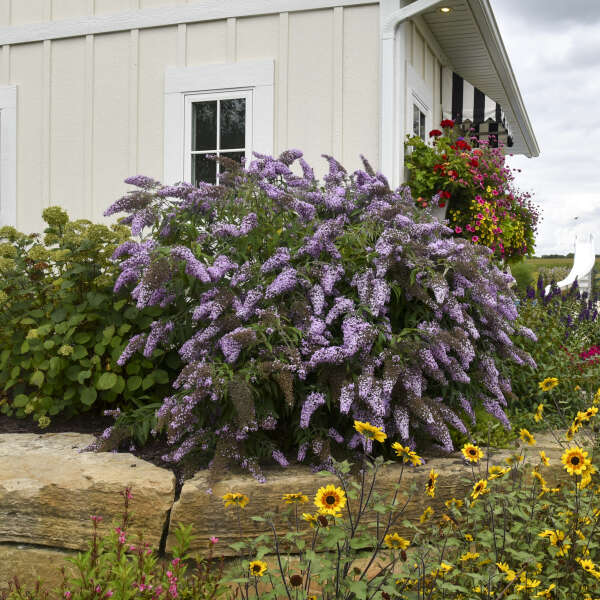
[0,2,380,232]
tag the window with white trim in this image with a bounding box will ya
[412,103,427,141]
[185,90,252,185]
[164,60,274,187]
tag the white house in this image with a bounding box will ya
[0,0,538,233]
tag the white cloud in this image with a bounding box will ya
[490,0,600,255]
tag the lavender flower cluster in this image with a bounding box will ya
[104,151,532,478]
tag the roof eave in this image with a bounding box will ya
[466,0,540,157]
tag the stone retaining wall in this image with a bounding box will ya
[0,431,573,590]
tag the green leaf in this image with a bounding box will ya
[153,369,169,384]
[30,371,45,388]
[142,375,154,391]
[20,341,30,354]
[112,375,125,394]
[43,340,56,350]
[10,366,20,379]
[97,372,118,390]
[77,370,92,384]
[13,394,29,408]
[71,346,87,360]
[80,387,97,406]
[126,362,141,375]
[73,332,92,345]
[127,376,142,392]
[20,318,36,325]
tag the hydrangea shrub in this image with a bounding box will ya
[106,152,535,478]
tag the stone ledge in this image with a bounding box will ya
[167,431,573,556]
[0,433,176,553]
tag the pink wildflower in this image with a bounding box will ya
[210,536,219,544]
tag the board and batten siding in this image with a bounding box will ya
[0,1,379,233]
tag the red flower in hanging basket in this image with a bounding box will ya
[440,119,455,128]
[438,201,446,208]
[439,190,451,199]
[470,159,479,167]
[456,139,472,151]
[429,129,443,138]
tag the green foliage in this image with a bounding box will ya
[509,261,536,293]
[0,208,180,429]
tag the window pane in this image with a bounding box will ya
[420,111,426,139]
[192,101,217,151]
[220,98,246,149]
[413,105,420,136]
[192,154,217,185]
[220,151,245,174]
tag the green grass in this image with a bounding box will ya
[515,257,600,290]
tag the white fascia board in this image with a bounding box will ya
[0,0,378,46]
[466,0,539,157]
[0,85,17,228]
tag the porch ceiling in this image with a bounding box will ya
[420,0,539,157]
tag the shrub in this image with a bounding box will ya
[0,208,180,440]
[104,152,534,478]
[405,120,539,263]
[506,278,600,416]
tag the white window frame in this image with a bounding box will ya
[184,89,253,185]
[164,60,274,185]
[0,85,17,227]
[405,63,433,146]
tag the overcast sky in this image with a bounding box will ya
[489,0,600,256]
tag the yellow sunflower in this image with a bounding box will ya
[461,443,483,463]
[505,453,524,466]
[302,512,318,527]
[282,493,309,504]
[471,479,488,500]
[538,377,558,392]
[460,551,480,561]
[536,584,556,599]
[585,406,599,419]
[539,451,550,467]
[353,420,387,443]
[314,484,346,515]
[420,506,434,524]
[249,560,267,577]
[425,468,438,498]
[519,428,536,446]
[222,492,249,508]
[488,465,510,479]
[561,446,590,476]
[534,403,544,423]
[384,533,410,550]
[391,442,422,466]
[445,497,463,509]
[577,557,597,573]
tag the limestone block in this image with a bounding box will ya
[0,433,175,552]
[0,545,76,592]
[167,432,574,556]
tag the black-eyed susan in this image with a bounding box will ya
[536,583,556,599]
[384,533,410,550]
[425,468,438,498]
[534,403,544,423]
[222,492,249,508]
[539,451,550,467]
[515,575,541,592]
[464,533,473,542]
[282,493,309,504]
[314,484,346,515]
[576,557,598,575]
[353,420,387,443]
[461,443,483,463]
[519,428,536,446]
[496,562,516,582]
[445,497,463,509]
[249,560,267,577]
[391,442,422,466]
[585,406,599,419]
[419,506,434,524]
[302,512,318,527]
[561,446,590,476]
[538,377,558,392]
[471,479,488,500]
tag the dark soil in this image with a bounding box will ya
[0,413,186,481]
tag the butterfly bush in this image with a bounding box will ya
[104,152,535,479]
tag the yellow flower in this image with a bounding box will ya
[460,551,480,561]
[282,493,309,504]
[471,479,488,500]
[537,584,556,599]
[562,446,590,476]
[384,533,410,550]
[531,469,547,488]
[437,562,453,575]
[425,468,438,498]
[538,377,558,392]
[539,451,550,466]
[594,388,600,405]
[461,443,483,463]
[519,428,536,446]
[314,485,346,515]
[222,492,249,508]
[505,453,524,466]
[353,420,387,443]
[566,425,576,441]
[302,512,318,527]
[392,442,422,466]
[539,529,570,555]
[534,403,544,423]
[420,506,434,524]
[585,406,599,419]
[249,560,267,577]
[445,497,463,509]
[488,465,510,479]
[496,562,516,582]
[464,533,473,542]
[516,576,541,591]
